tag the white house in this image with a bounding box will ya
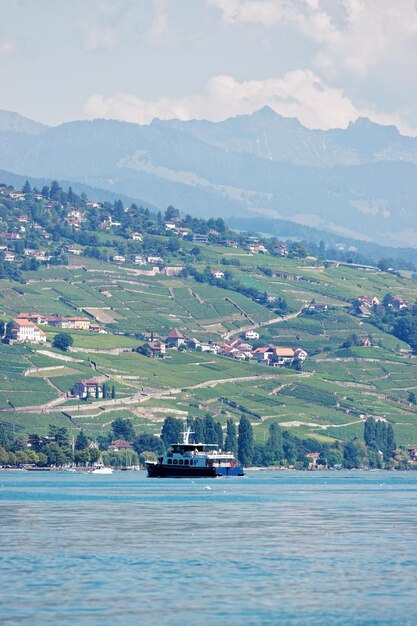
[111,255,126,263]
[11,318,47,343]
[147,255,164,264]
[245,330,260,340]
[211,270,225,279]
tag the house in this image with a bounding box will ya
[354,295,380,309]
[274,347,296,365]
[192,234,209,244]
[307,303,328,313]
[359,337,372,347]
[3,252,15,262]
[11,318,47,343]
[386,295,409,311]
[71,378,104,399]
[256,291,276,303]
[143,340,166,356]
[222,240,238,248]
[108,439,134,451]
[147,255,164,265]
[245,330,260,340]
[211,270,225,279]
[294,348,308,362]
[16,312,46,325]
[130,232,143,241]
[357,305,372,318]
[140,332,161,341]
[165,222,176,231]
[166,328,187,348]
[64,245,82,255]
[111,255,126,263]
[134,255,146,265]
[306,452,320,469]
[246,243,268,254]
[253,344,307,366]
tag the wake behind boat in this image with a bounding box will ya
[146,428,244,478]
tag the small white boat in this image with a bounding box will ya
[91,467,113,474]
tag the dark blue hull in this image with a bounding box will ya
[146,463,244,478]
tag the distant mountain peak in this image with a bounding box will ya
[348,116,399,137]
[0,110,48,135]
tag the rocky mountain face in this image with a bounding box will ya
[0,107,416,246]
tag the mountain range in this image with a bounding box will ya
[0,107,417,247]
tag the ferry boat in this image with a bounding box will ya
[146,428,244,478]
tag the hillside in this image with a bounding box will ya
[1,180,417,465]
[0,108,417,246]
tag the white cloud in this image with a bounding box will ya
[209,0,417,78]
[82,69,417,134]
[0,40,15,56]
[145,0,170,43]
[82,23,118,51]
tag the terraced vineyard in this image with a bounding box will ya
[1,243,416,447]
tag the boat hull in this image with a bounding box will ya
[146,463,244,478]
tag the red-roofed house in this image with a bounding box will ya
[11,318,47,343]
[166,328,187,348]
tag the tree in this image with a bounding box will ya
[111,418,135,442]
[364,418,377,450]
[238,416,254,466]
[203,414,218,444]
[49,180,61,198]
[75,430,89,451]
[385,423,396,461]
[343,440,367,469]
[264,422,283,465]
[22,180,32,194]
[161,416,183,447]
[111,385,116,399]
[408,391,416,405]
[49,425,70,450]
[52,332,73,351]
[133,434,165,455]
[225,419,237,455]
[44,443,68,466]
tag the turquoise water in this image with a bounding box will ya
[1,471,417,625]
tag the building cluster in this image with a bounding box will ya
[353,294,409,317]
[353,295,380,317]
[8,312,102,344]
[140,327,307,367]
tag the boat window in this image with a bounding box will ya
[173,459,178,465]
[189,460,193,465]
[167,459,172,465]
[179,460,183,465]
[184,459,189,465]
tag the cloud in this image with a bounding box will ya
[82,69,417,134]
[145,0,170,43]
[0,40,15,56]
[82,24,117,51]
[209,0,417,78]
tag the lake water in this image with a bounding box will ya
[1,470,417,625]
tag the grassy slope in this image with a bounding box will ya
[1,242,417,446]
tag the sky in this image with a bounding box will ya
[1,0,417,134]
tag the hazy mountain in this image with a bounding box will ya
[0,110,48,135]
[161,107,417,167]
[0,108,416,247]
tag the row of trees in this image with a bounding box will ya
[0,412,409,470]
